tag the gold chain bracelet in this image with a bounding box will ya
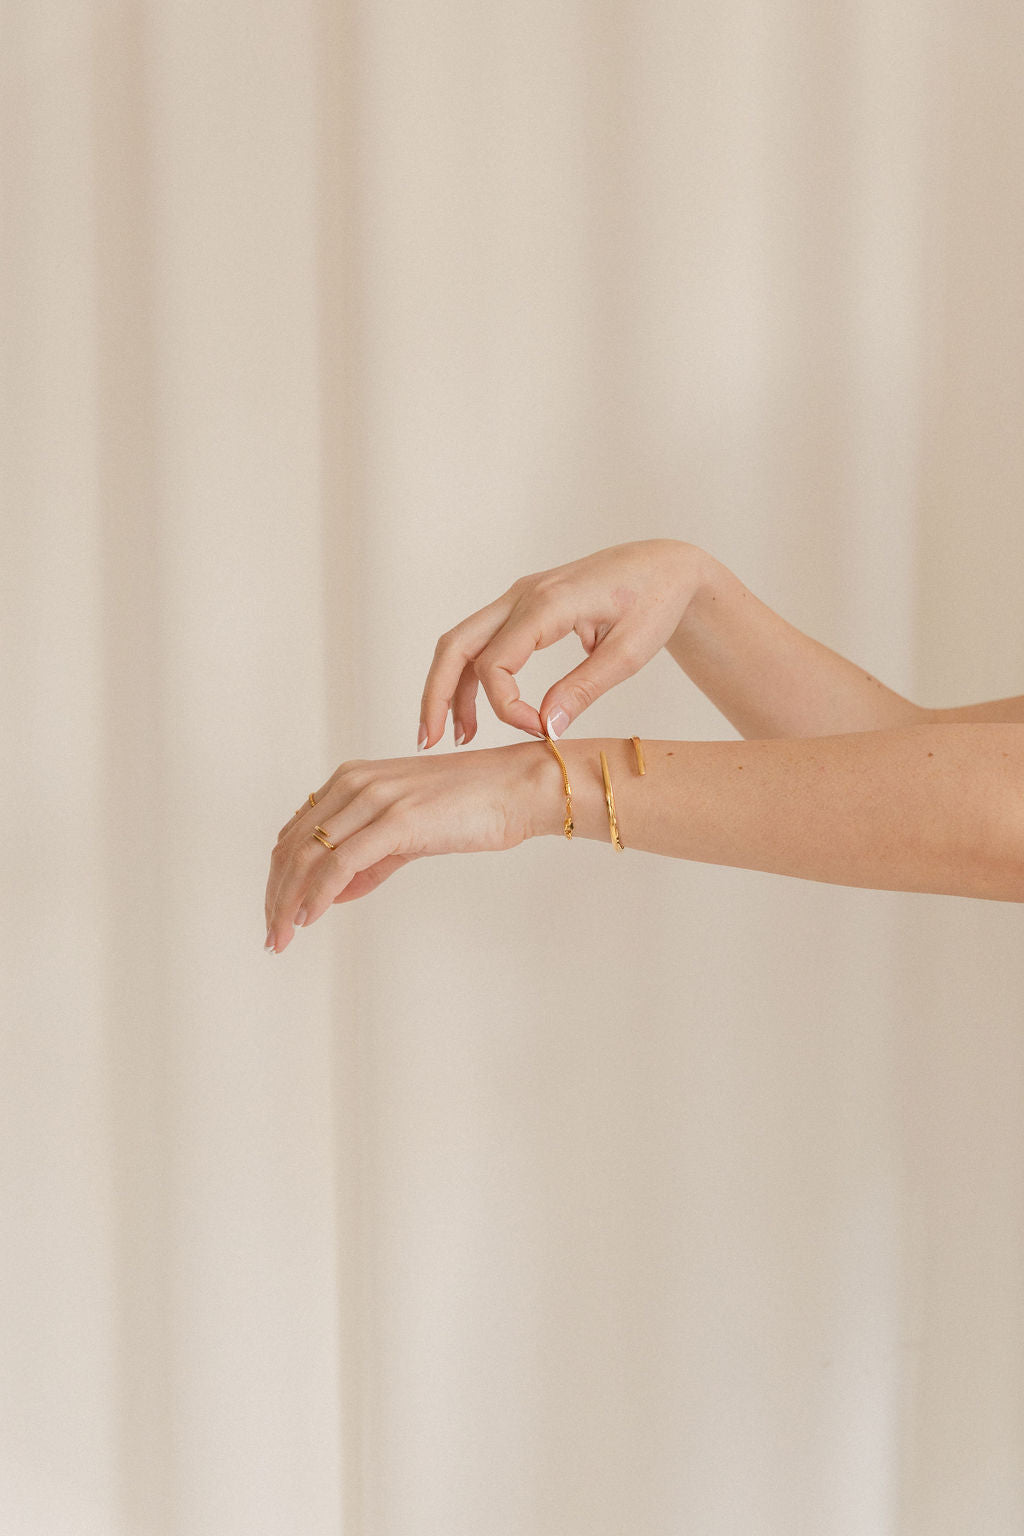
[545,735,574,839]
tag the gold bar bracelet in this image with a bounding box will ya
[600,750,625,851]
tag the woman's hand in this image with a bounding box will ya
[264,743,547,953]
[418,539,709,748]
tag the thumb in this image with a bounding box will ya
[538,630,644,739]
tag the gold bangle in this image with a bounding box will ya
[545,736,574,839]
[600,750,625,851]
[629,736,646,775]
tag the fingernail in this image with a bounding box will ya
[454,725,465,746]
[265,932,276,952]
[294,908,307,928]
[545,708,569,740]
[417,723,428,751]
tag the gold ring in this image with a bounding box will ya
[313,825,337,850]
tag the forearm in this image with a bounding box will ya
[666,549,927,738]
[540,727,1024,903]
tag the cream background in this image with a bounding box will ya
[3,2,1024,1533]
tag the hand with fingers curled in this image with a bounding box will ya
[417,538,709,749]
[266,540,708,953]
[264,743,559,954]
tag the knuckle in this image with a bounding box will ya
[614,635,645,673]
[337,757,367,779]
[508,564,551,597]
[472,645,504,686]
[472,653,509,701]
[565,677,599,711]
[359,777,390,811]
[433,627,462,659]
[334,761,371,795]
[530,570,563,599]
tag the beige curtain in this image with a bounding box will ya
[3,2,1023,1531]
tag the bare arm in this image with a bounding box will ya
[921,696,1024,725]
[547,726,1024,904]
[666,550,928,737]
[265,720,1024,950]
[669,548,1024,735]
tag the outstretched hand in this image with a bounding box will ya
[417,539,707,749]
[264,744,546,953]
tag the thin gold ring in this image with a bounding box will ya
[294,790,318,817]
[313,824,337,850]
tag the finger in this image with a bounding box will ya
[267,776,395,944]
[472,607,577,737]
[277,805,310,842]
[418,592,517,749]
[450,659,480,745]
[275,815,403,949]
[269,802,323,923]
[275,780,332,842]
[330,854,411,903]
[536,626,650,737]
[266,779,363,931]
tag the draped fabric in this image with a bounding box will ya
[3,3,1024,1532]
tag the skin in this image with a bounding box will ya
[264,540,1024,952]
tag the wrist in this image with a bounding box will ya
[519,739,568,842]
[532,737,636,846]
[667,544,721,652]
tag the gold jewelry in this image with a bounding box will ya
[545,736,574,839]
[600,750,625,851]
[312,824,337,850]
[295,790,318,817]
[629,736,646,775]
